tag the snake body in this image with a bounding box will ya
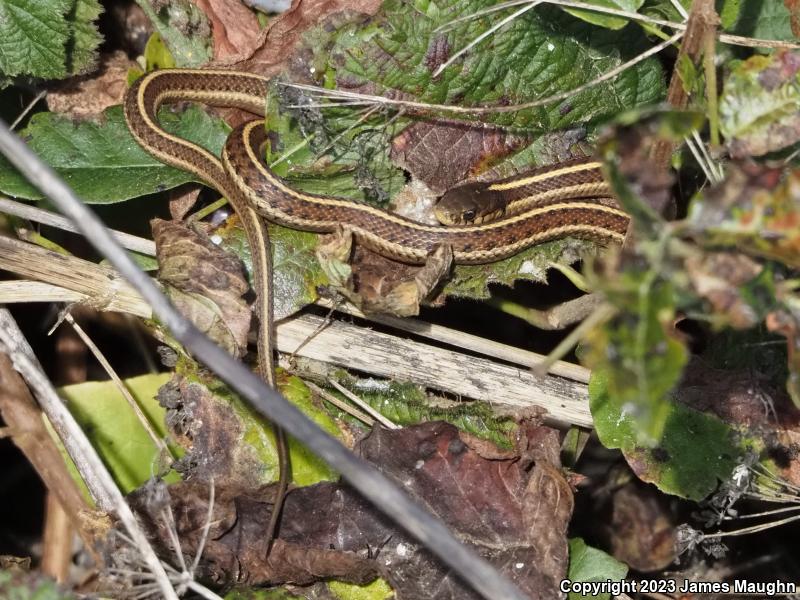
[123,69,289,550]
[123,68,629,548]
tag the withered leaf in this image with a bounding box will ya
[235,0,383,75]
[689,164,800,268]
[193,0,262,62]
[721,50,800,158]
[153,219,251,357]
[390,121,524,194]
[46,51,136,118]
[132,421,573,597]
[157,374,288,489]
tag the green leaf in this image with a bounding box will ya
[145,31,176,72]
[326,0,665,131]
[0,0,102,79]
[567,538,628,600]
[584,267,689,444]
[563,0,645,31]
[718,0,742,29]
[220,222,329,320]
[60,373,181,494]
[0,105,229,202]
[325,378,516,448]
[69,0,103,76]
[134,0,212,67]
[445,238,596,299]
[588,370,754,500]
[279,375,341,485]
[265,86,407,205]
[0,0,71,78]
[270,226,329,320]
[641,0,689,21]
[728,0,796,42]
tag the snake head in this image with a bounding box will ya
[434,182,507,225]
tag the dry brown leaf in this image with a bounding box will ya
[194,0,263,63]
[390,121,524,194]
[153,219,251,357]
[46,52,137,117]
[608,481,676,572]
[130,420,572,596]
[234,0,382,75]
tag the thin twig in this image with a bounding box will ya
[304,380,376,426]
[328,379,399,429]
[0,196,157,255]
[10,90,47,131]
[532,302,617,377]
[435,0,799,49]
[58,312,173,461]
[433,2,542,77]
[189,479,215,578]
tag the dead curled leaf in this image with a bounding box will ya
[130,421,573,597]
[153,219,251,357]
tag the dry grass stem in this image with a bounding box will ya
[328,379,399,429]
[304,380,376,426]
[59,312,173,460]
[0,196,157,255]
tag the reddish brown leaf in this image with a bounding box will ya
[390,121,524,194]
[193,0,262,62]
[234,0,383,75]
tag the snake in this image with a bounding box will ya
[123,68,630,549]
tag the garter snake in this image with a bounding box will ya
[123,68,629,550]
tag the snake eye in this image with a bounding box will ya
[463,209,477,222]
